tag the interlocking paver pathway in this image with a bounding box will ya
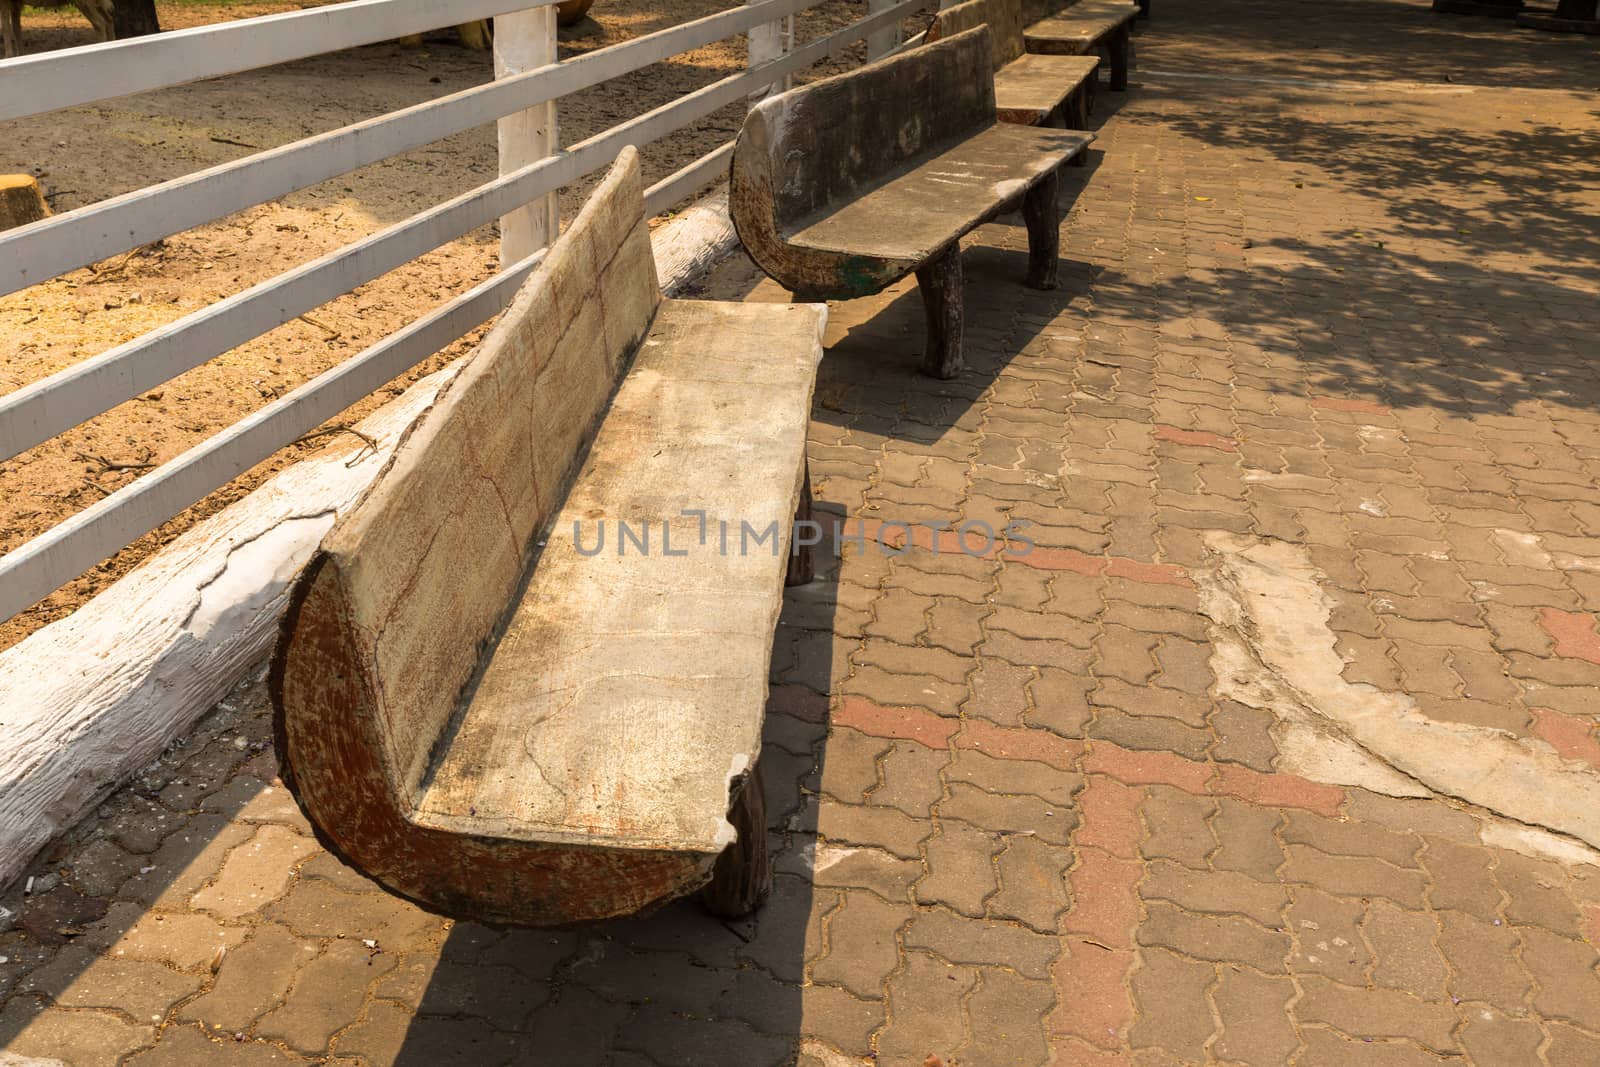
[4,0,1600,1063]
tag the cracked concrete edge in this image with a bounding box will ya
[0,196,745,894]
[1196,531,1600,865]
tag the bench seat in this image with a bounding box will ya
[273,149,825,927]
[414,297,821,854]
[788,122,1092,268]
[993,52,1101,126]
[1025,1,1138,89]
[926,0,1101,130]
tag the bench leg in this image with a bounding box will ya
[787,462,815,587]
[702,760,772,918]
[1109,26,1130,91]
[915,245,964,380]
[1022,170,1060,292]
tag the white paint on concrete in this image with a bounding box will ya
[1198,532,1600,859]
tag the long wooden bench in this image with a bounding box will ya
[271,147,827,927]
[729,26,1091,380]
[926,0,1101,135]
[1024,0,1140,92]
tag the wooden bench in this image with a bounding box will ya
[271,147,827,927]
[1024,0,1140,92]
[730,26,1091,379]
[926,0,1101,135]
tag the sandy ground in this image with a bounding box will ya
[0,0,930,652]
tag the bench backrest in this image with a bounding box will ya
[315,148,660,802]
[926,0,1026,67]
[732,25,996,243]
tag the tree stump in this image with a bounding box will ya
[0,175,50,232]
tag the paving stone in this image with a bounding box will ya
[1140,786,1216,869]
[1210,965,1297,1065]
[944,749,1082,807]
[0,996,153,1063]
[868,740,948,816]
[1436,907,1532,1015]
[1495,850,1584,936]
[255,937,398,1051]
[190,825,319,919]
[265,877,440,950]
[1126,948,1215,1060]
[955,969,1054,1067]
[1522,925,1600,1032]
[1458,1003,1544,1065]
[874,951,977,1066]
[125,1024,307,1064]
[813,796,931,860]
[1207,700,1278,772]
[784,839,920,900]
[1141,860,1289,927]
[990,836,1072,932]
[1365,900,1447,997]
[1137,902,1289,974]
[809,892,909,1000]
[903,908,1060,979]
[939,784,1074,845]
[1209,798,1284,881]
[565,943,727,1016]
[1294,1027,1452,1067]
[1285,887,1370,985]
[1421,838,1503,919]
[20,942,203,1022]
[92,907,247,970]
[1545,1021,1600,1067]
[791,982,884,1057]
[1281,844,1428,908]
[1281,810,1422,868]
[1294,975,1458,1052]
[817,727,890,804]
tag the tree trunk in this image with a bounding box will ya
[111,0,159,39]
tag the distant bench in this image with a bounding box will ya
[730,26,1091,379]
[272,148,826,926]
[927,0,1101,134]
[1025,0,1141,92]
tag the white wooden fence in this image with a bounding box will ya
[0,0,922,623]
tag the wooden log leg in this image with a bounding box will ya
[787,461,815,587]
[1110,27,1130,91]
[1068,90,1089,167]
[1,0,21,59]
[915,245,964,380]
[1022,170,1060,292]
[702,760,772,917]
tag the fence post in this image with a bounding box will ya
[746,0,791,101]
[866,0,901,59]
[495,6,560,265]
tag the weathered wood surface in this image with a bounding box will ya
[787,123,1087,265]
[731,26,1088,298]
[274,147,825,925]
[1024,3,1135,91]
[0,178,750,895]
[926,0,1099,126]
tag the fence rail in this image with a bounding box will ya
[0,0,924,623]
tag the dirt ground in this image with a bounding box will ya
[0,0,930,652]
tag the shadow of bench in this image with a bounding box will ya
[271,148,827,927]
[730,25,1091,380]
